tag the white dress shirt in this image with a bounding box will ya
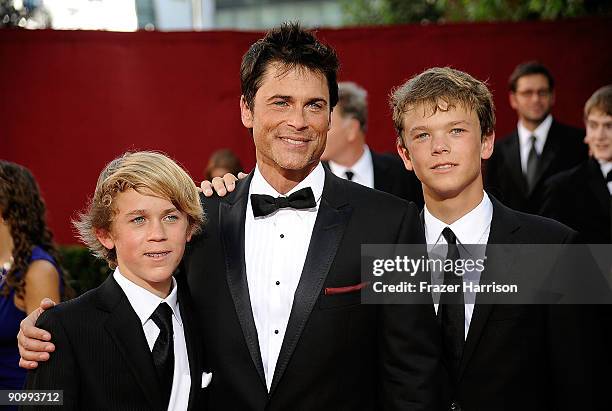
[245,162,324,391]
[424,192,493,339]
[113,269,190,411]
[328,145,375,188]
[598,160,612,195]
[518,114,553,174]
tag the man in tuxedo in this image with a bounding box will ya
[321,81,424,207]
[541,85,612,243]
[391,67,604,410]
[486,61,588,213]
[17,23,441,411]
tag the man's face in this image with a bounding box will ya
[241,63,331,177]
[585,109,612,162]
[321,106,351,161]
[97,188,192,294]
[509,74,555,124]
[396,103,494,202]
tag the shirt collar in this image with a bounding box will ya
[518,114,553,151]
[250,162,325,203]
[424,191,493,246]
[328,145,372,180]
[113,268,182,326]
[598,159,612,178]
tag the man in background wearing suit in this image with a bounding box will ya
[486,61,587,213]
[392,67,602,411]
[541,85,612,243]
[322,81,424,207]
[17,23,441,411]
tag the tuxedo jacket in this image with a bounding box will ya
[441,196,606,411]
[323,150,424,208]
[24,275,205,411]
[485,120,587,214]
[181,167,441,411]
[540,158,611,243]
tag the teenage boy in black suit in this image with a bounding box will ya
[486,62,587,213]
[18,24,441,411]
[541,85,612,243]
[391,67,605,411]
[23,152,209,411]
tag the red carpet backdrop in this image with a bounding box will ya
[1,18,611,243]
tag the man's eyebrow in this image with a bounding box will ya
[307,97,328,105]
[267,95,292,102]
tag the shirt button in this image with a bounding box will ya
[276,281,280,285]
[280,234,285,238]
[274,330,279,334]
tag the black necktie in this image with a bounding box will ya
[151,302,174,406]
[251,187,316,217]
[606,170,612,183]
[525,135,539,190]
[345,170,354,181]
[440,227,464,380]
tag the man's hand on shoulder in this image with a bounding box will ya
[18,298,57,369]
[198,172,247,197]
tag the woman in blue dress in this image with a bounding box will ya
[0,161,69,406]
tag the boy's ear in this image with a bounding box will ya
[240,96,254,128]
[95,228,115,251]
[481,131,495,160]
[396,142,414,171]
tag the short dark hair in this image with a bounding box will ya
[240,21,339,111]
[508,61,555,92]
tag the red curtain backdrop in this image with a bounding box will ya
[1,18,611,244]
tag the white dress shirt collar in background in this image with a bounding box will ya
[328,145,374,189]
[518,114,553,174]
[598,159,612,195]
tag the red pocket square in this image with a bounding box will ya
[324,281,369,295]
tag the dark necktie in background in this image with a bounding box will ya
[440,227,465,381]
[251,187,316,217]
[525,135,539,190]
[151,302,175,407]
[345,170,354,181]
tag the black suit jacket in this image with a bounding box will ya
[371,151,424,208]
[540,158,611,243]
[24,275,205,411]
[485,120,587,213]
[442,196,606,411]
[323,150,424,208]
[182,167,441,411]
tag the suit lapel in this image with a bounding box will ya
[506,132,528,194]
[269,170,352,395]
[177,278,202,411]
[458,196,520,379]
[586,158,610,215]
[372,151,390,193]
[219,173,267,388]
[531,122,561,192]
[96,275,164,411]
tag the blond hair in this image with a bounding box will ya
[584,85,612,119]
[390,67,495,147]
[73,151,205,268]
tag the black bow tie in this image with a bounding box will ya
[251,187,316,217]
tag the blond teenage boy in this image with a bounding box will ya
[24,151,208,411]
